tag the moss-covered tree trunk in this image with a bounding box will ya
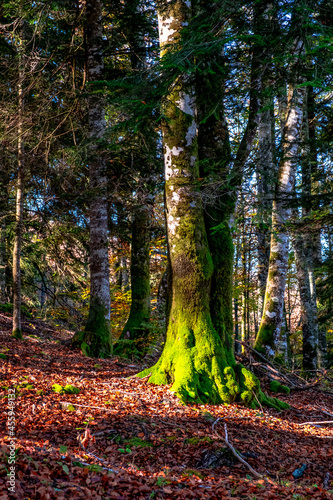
[116,202,151,355]
[139,0,287,410]
[82,0,112,357]
[254,41,306,361]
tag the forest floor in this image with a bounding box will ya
[1,313,333,499]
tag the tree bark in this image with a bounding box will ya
[83,0,112,357]
[12,26,25,340]
[292,88,319,370]
[255,40,306,362]
[257,98,275,321]
[0,164,8,301]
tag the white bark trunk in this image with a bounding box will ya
[255,40,306,360]
[292,89,319,370]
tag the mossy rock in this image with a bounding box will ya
[269,380,290,394]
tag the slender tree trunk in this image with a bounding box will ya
[0,167,8,301]
[255,2,277,324]
[255,41,306,361]
[293,231,318,369]
[292,88,319,370]
[257,99,275,321]
[241,227,247,352]
[116,257,129,291]
[12,30,25,340]
[117,201,151,355]
[83,0,112,357]
[308,86,322,270]
[0,218,6,299]
[234,236,241,354]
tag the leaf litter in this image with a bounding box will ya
[0,320,333,499]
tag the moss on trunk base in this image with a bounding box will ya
[79,298,112,358]
[12,328,23,340]
[138,313,288,410]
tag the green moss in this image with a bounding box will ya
[63,384,80,394]
[137,318,289,410]
[52,383,64,394]
[113,338,143,360]
[12,328,23,340]
[52,384,80,395]
[182,470,205,479]
[72,330,85,347]
[82,298,112,358]
[0,353,7,360]
[185,436,213,445]
[81,341,89,356]
[224,366,240,401]
[254,322,275,355]
[269,380,290,394]
[125,437,152,448]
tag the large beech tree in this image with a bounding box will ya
[139,0,287,409]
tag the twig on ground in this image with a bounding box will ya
[212,418,263,479]
[298,421,333,426]
[315,406,333,418]
[253,391,264,412]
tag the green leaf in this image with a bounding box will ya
[59,446,67,454]
[62,464,69,475]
